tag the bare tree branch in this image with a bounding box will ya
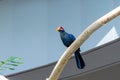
[46,6,120,80]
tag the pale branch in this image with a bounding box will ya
[46,6,120,80]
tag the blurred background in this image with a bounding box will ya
[0,0,120,75]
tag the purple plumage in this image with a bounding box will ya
[57,26,85,69]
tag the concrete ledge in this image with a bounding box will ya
[7,38,120,80]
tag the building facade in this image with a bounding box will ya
[7,38,120,80]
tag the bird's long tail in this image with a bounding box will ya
[74,50,85,69]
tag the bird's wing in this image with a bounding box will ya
[68,33,76,41]
[64,33,76,47]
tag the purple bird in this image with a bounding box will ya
[57,26,85,69]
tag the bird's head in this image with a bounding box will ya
[56,26,64,32]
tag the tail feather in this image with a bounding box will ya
[74,50,85,69]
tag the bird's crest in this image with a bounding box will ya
[56,26,64,31]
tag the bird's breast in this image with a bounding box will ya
[61,35,74,47]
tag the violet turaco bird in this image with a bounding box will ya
[57,26,85,69]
